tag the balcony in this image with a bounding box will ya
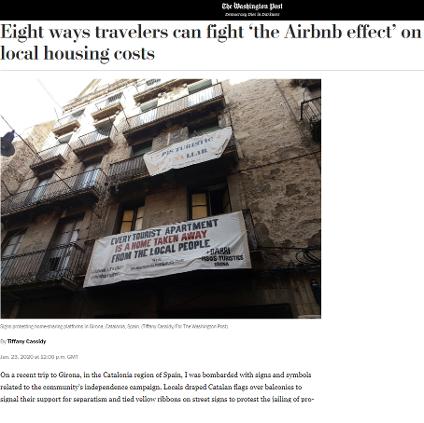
[1,168,106,219]
[1,243,85,294]
[124,83,225,143]
[30,144,70,176]
[71,124,114,163]
[52,111,83,136]
[109,154,149,187]
[301,97,321,142]
[109,134,238,190]
[133,79,200,104]
[91,93,123,121]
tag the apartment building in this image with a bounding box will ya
[1,78,321,318]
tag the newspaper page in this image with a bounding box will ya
[1,3,423,422]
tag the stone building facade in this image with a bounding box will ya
[1,121,54,202]
[1,78,321,318]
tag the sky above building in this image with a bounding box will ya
[0,77,90,136]
[0,77,248,139]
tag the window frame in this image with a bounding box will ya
[27,176,52,204]
[1,229,26,258]
[187,79,213,94]
[188,181,232,220]
[188,115,221,137]
[57,133,73,144]
[139,98,158,113]
[132,140,153,158]
[117,204,145,234]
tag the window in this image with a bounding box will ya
[188,79,213,94]
[28,177,52,204]
[40,217,82,277]
[119,206,145,233]
[105,92,122,105]
[191,193,208,219]
[71,109,85,119]
[132,141,152,158]
[140,98,158,112]
[74,163,100,190]
[61,109,84,123]
[57,133,73,144]
[146,78,161,86]
[2,230,26,257]
[188,116,220,137]
[96,121,113,137]
[311,280,321,307]
[1,229,26,280]
[189,182,231,220]
[50,218,81,247]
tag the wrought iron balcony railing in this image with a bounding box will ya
[31,143,70,164]
[53,110,84,136]
[1,242,85,289]
[30,144,70,175]
[125,83,224,137]
[301,97,321,142]
[109,132,237,186]
[109,154,148,184]
[72,124,114,152]
[301,97,321,124]
[92,93,124,121]
[95,92,123,111]
[133,79,202,102]
[1,168,106,216]
[134,78,164,94]
[54,110,84,127]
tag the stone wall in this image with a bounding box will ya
[223,79,321,267]
[1,121,54,200]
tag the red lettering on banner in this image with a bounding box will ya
[181,230,208,241]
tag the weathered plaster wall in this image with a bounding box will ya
[1,121,54,200]
[223,79,321,267]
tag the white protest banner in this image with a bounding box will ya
[83,211,251,287]
[143,126,232,176]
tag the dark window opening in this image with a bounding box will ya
[96,121,113,135]
[188,79,213,94]
[189,182,231,220]
[49,217,82,248]
[146,78,161,86]
[1,229,26,258]
[38,216,83,279]
[188,115,220,137]
[105,92,123,105]
[1,229,27,280]
[140,99,158,112]
[311,280,321,306]
[49,257,61,271]
[132,141,152,158]
[57,133,73,144]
